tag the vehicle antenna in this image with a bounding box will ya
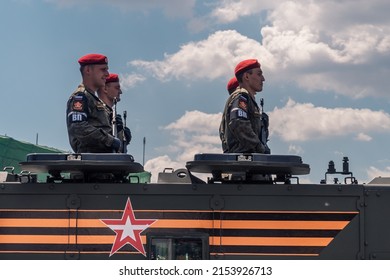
[143,137,146,166]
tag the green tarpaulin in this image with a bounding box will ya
[0,135,64,174]
[0,135,150,183]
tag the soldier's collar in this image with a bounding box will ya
[231,87,254,99]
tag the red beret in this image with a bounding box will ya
[227,76,239,94]
[78,53,108,66]
[234,59,261,77]
[106,73,119,83]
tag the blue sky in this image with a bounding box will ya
[1,0,390,183]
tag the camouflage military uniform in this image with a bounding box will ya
[67,84,116,153]
[219,87,265,153]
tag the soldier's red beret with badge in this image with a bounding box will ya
[234,59,261,77]
[106,73,119,83]
[227,76,239,94]
[78,54,108,66]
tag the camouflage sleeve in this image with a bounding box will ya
[67,92,114,150]
[228,94,263,152]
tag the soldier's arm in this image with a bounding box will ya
[230,119,264,152]
[228,94,264,152]
[67,93,115,150]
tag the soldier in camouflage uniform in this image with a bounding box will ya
[66,54,121,153]
[97,73,132,153]
[219,59,268,153]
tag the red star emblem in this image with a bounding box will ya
[101,197,156,257]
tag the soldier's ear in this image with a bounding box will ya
[243,72,250,81]
[84,65,92,74]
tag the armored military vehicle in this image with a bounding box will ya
[0,152,389,260]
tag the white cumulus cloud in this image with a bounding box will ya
[127,0,390,99]
[130,30,272,81]
[120,73,146,90]
[270,99,390,141]
[355,133,372,142]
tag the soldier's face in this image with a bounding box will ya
[106,82,121,102]
[90,64,109,89]
[247,67,265,93]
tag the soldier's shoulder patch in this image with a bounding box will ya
[72,100,83,111]
[230,107,248,120]
[71,94,86,111]
[238,97,248,111]
[238,94,248,101]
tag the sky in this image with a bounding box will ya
[1,0,390,184]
